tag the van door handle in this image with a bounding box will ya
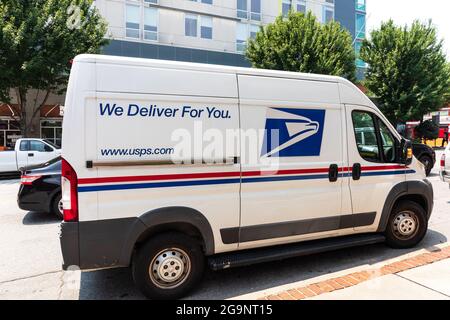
[352,163,361,180]
[329,164,338,182]
[28,153,34,157]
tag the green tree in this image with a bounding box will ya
[246,11,356,82]
[360,20,450,125]
[0,0,109,136]
[415,120,439,141]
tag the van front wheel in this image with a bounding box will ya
[132,232,205,300]
[384,200,428,249]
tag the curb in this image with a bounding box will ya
[258,245,450,300]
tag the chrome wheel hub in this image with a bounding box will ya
[393,211,418,239]
[58,199,63,214]
[149,248,190,289]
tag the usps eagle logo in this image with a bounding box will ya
[261,108,326,158]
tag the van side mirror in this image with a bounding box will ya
[399,138,413,166]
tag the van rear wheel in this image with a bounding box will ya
[132,232,205,300]
[384,200,427,249]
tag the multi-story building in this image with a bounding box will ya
[98,0,367,76]
[0,0,367,149]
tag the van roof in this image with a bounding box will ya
[72,54,375,111]
[74,54,342,83]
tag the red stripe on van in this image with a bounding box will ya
[77,165,406,185]
[78,171,241,184]
[242,168,331,177]
[78,167,335,185]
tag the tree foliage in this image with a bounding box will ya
[415,120,439,141]
[361,20,450,125]
[246,11,356,82]
[0,0,109,135]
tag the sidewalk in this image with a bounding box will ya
[254,245,450,300]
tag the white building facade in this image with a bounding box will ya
[95,0,366,76]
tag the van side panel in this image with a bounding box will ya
[236,75,354,250]
[95,63,237,97]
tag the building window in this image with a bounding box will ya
[356,0,366,12]
[144,7,158,41]
[249,24,259,39]
[282,0,291,17]
[296,0,306,13]
[323,4,334,23]
[355,41,366,68]
[237,0,261,21]
[185,14,198,37]
[236,23,259,53]
[126,4,159,41]
[0,119,21,150]
[41,120,62,147]
[185,14,213,39]
[250,0,261,21]
[236,23,247,53]
[237,0,248,19]
[200,16,213,39]
[126,4,140,38]
[144,0,158,4]
[356,13,366,39]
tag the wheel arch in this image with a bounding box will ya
[118,207,215,266]
[377,180,433,232]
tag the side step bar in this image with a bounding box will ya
[208,233,386,271]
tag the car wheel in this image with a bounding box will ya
[419,155,433,176]
[52,193,63,220]
[132,232,205,300]
[384,200,428,249]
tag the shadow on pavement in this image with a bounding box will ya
[22,211,61,225]
[78,229,447,300]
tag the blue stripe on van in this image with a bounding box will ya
[77,170,416,193]
[362,170,416,177]
[77,178,241,193]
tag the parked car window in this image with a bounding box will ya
[352,111,381,162]
[29,140,47,152]
[19,140,29,151]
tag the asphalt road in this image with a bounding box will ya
[0,151,449,299]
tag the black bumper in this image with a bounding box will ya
[60,222,80,270]
[60,218,146,271]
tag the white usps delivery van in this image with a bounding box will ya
[60,54,433,299]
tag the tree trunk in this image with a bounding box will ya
[16,87,45,138]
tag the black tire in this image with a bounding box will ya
[132,232,205,300]
[384,200,428,249]
[419,155,433,176]
[51,193,63,220]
